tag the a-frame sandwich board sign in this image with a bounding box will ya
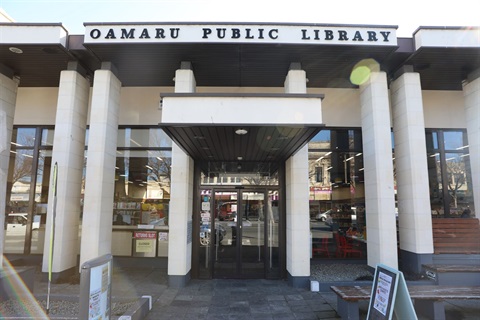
[367,263,417,320]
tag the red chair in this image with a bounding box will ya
[312,237,331,257]
[338,235,362,258]
[333,232,344,257]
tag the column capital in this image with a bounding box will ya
[288,62,302,71]
[0,64,14,79]
[67,61,88,78]
[285,62,307,94]
[0,64,19,84]
[180,61,193,70]
[174,62,196,93]
[392,65,415,82]
[100,61,119,78]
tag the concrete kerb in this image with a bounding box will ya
[118,295,152,320]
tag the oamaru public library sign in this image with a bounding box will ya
[84,23,398,46]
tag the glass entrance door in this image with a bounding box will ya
[212,189,270,278]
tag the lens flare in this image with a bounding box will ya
[350,59,380,85]
[0,256,48,318]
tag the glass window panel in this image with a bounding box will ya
[427,152,443,215]
[5,149,34,253]
[117,128,172,148]
[352,130,363,151]
[115,150,172,200]
[31,150,52,253]
[266,190,280,277]
[331,130,351,151]
[41,128,55,146]
[11,128,36,147]
[445,152,472,216]
[443,131,464,151]
[309,130,366,260]
[425,131,438,150]
[85,128,89,147]
[309,130,331,149]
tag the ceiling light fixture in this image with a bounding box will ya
[9,47,23,54]
[235,128,248,135]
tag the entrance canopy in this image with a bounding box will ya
[159,93,324,175]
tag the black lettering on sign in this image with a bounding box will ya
[352,31,364,41]
[380,31,391,42]
[301,29,310,40]
[367,31,378,41]
[202,28,212,39]
[325,30,334,40]
[231,28,241,39]
[121,28,135,39]
[105,29,116,39]
[156,28,165,39]
[217,28,226,39]
[269,29,278,39]
[338,30,348,41]
[90,29,101,39]
[139,28,150,39]
[170,28,180,38]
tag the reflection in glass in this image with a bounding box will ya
[445,152,472,216]
[11,128,36,147]
[117,128,172,148]
[267,190,279,277]
[41,128,55,146]
[427,152,443,215]
[443,131,465,150]
[114,150,172,225]
[308,129,366,260]
[426,130,473,217]
[240,192,264,276]
[31,150,52,253]
[425,131,439,150]
[5,149,34,253]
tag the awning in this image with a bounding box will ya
[159,93,325,175]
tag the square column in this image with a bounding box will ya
[168,62,195,287]
[360,71,398,269]
[42,66,90,278]
[463,69,480,217]
[391,71,433,274]
[0,71,19,265]
[284,63,311,287]
[80,64,121,268]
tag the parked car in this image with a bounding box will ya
[315,210,332,222]
[6,213,41,235]
[200,223,227,245]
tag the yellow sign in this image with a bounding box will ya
[136,240,154,253]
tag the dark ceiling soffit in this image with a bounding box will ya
[159,124,324,175]
[158,123,325,158]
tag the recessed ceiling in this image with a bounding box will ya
[2,35,479,90]
[159,124,323,175]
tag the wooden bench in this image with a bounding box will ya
[432,218,480,254]
[331,285,480,320]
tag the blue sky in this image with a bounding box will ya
[1,0,478,37]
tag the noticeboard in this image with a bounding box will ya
[133,231,157,256]
[367,264,417,320]
[79,254,113,320]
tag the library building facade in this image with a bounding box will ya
[0,16,479,287]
